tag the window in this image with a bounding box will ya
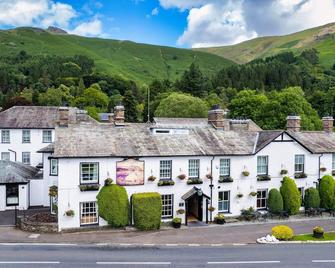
[220,159,230,176]
[257,156,268,175]
[80,202,98,225]
[188,159,200,178]
[257,189,268,209]
[80,163,99,183]
[1,152,10,161]
[22,130,30,143]
[298,187,304,204]
[218,191,230,212]
[332,153,335,170]
[1,130,10,143]
[50,159,58,176]
[160,160,172,179]
[42,130,52,143]
[22,152,30,165]
[161,194,173,218]
[295,155,305,173]
[6,184,19,206]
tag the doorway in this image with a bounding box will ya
[187,194,203,222]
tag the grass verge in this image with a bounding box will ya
[293,232,335,241]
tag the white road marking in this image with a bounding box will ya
[312,260,335,263]
[233,243,246,246]
[188,244,200,247]
[28,234,40,239]
[0,261,60,264]
[165,244,178,247]
[0,243,77,246]
[97,262,171,265]
[143,244,155,246]
[210,244,223,247]
[208,261,280,264]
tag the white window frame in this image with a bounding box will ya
[22,152,30,165]
[1,152,10,161]
[42,130,52,143]
[1,130,10,143]
[257,189,268,209]
[50,159,58,176]
[257,156,268,175]
[161,194,173,218]
[218,191,230,212]
[220,159,230,176]
[80,202,98,225]
[80,163,99,184]
[22,129,31,143]
[159,160,172,180]
[295,155,305,173]
[188,159,200,178]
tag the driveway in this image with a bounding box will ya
[0,208,50,226]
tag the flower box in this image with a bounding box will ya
[218,176,233,183]
[186,178,203,185]
[78,184,100,191]
[294,172,307,179]
[257,175,271,181]
[157,180,175,186]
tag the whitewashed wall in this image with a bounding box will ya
[0,184,29,211]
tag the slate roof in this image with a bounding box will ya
[0,106,96,129]
[0,160,40,184]
[288,131,335,153]
[37,143,55,153]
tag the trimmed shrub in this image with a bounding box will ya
[319,175,335,210]
[96,185,129,228]
[280,176,301,215]
[272,225,294,240]
[132,192,162,230]
[304,187,320,209]
[268,188,283,214]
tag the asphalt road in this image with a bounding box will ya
[0,244,335,268]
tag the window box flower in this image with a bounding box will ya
[242,171,250,177]
[218,176,233,183]
[157,180,175,186]
[214,214,225,224]
[148,175,156,182]
[249,191,257,197]
[294,172,307,179]
[78,184,100,191]
[280,169,288,175]
[177,174,186,180]
[172,217,182,228]
[65,209,74,217]
[186,178,203,185]
[257,175,271,181]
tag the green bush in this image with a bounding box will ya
[304,187,320,209]
[319,175,335,210]
[132,192,162,230]
[272,225,294,240]
[280,176,301,215]
[268,188,283,213]
[96,185,129,227]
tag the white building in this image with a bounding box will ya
[44,106,335,231]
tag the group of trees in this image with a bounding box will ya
[1,48,335,128]
[268,175,335,215]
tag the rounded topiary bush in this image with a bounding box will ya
[96,184,129,227]
[268,188,283,214]
[132,192,162,231]
[319,175,335,210]
[272,225,294,240]
[304,187,320,210]
[280,176,301,215]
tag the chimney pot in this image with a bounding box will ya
[113,105,125,125]
[286,115,301,132]
[322,116,334,133]
[58,107,69,127]
[208,105,224,129]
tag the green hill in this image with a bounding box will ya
[0,27,234,85]
[196,23,335,68]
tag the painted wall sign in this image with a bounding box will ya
[116,159,144,186]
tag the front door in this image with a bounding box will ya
[187,194,203,222]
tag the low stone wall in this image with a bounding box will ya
[17,215,58,233]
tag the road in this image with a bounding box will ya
[0,244,335,268]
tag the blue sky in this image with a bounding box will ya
[0,0,335,48]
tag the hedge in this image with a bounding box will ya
[268,188,283,213]
[304,187,320,209]
[96,185,129,227]
[280,176,301,215]
[272,225,294,240]
[319,175,335,210]
[132,192,162,230]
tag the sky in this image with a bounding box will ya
[0,0,335,48]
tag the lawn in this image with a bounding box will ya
[293,232,335,241]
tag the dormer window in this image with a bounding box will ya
[151,128,189,135]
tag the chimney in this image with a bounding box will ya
[286,115,301,132]
[208,105,224,128]
[322,116,334,133]
[113,105,125,125]
[58,107,69,127]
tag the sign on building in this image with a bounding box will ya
[116,159,144,186]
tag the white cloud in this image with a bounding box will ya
[161,0,335,47]
[151,7,159,16]
[70,18,103,37]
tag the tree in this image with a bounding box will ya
[280,176,301,215]
[39,84,74,106]
[123,90,139,122]
[304,187,320,209]
[268,189,283,213]
[3,96,32,110]
[155,92,208,118]
[319,175,335,210]
[72,83,108,110]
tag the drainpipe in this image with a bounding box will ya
[318,154,324,187]
[8,149,16,162]
[210,155,215,222]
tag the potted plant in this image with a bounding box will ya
[172,217,182,228]
[242,171,250,177]
[148,175,156,182]
[208,206,215,212]
[104,178,113,186]
[65,209,74,217]
[320,167,327,173]
[280,169,288,175]
[249,191,257,197]
[214,214,225,224]
[236,193,243,198]
[176,209,185,215]
[313,226,324,238]
[177,174,186,180]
